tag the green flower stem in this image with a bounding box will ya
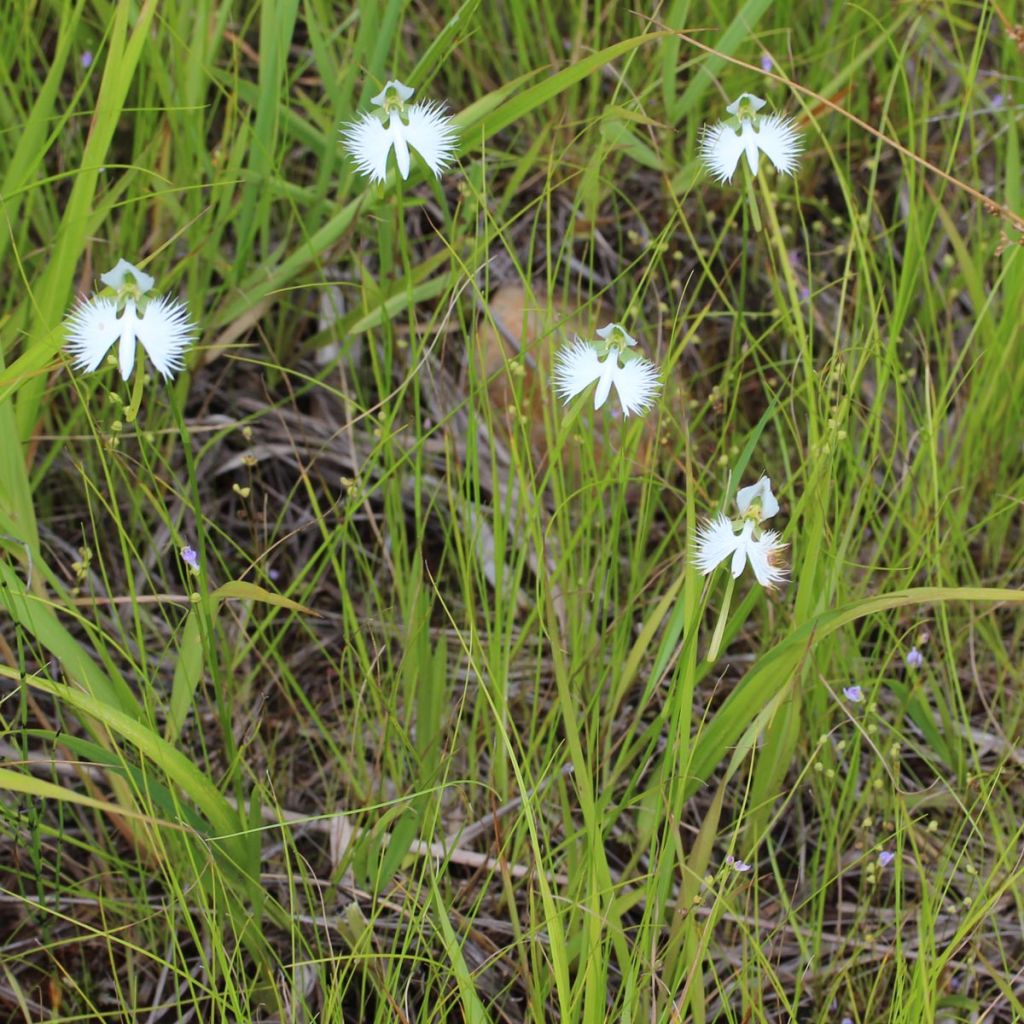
[743,166,763,233]
[707,572,736,662]
[123,358,147,423]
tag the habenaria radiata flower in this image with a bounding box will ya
[695,475,787,588]
[341,79,458,183]
[699,92,802,183]
[552,323,661,418]
[65,259,197,381]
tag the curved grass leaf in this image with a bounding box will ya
[686,586,1024,798]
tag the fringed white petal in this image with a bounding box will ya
[136,296,197,379]
[699,122,745,183]
[611,355,661,417]
[552,340,603,403]
[402,100,459,177]
[694,515,742,576]
[753,114,802,175]
[65,297,121,373]
[744,530,788,589]
[340,112,394,183]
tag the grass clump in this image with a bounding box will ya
[1,2,1022,1021]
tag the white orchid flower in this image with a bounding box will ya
[552,323,661,418]
[341,79,458,183]
[64,259,197,381]
[700,92,802,183]
[695,475,787,588]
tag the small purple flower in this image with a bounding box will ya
[905,647,924,669]
[180,545,200,572]
[843,686,864,703]
[81,51,93,69]
[725,853,751,872]
[878,850,896,868]
[991,93,1004,110]
[760,53,773,72]
[841,1018,854,1024]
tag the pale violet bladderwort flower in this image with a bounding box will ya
[695,475,788,588]
[725,853,752,873]
[180,545,200,574]
[341,79,458,183]
[699,93,803,183]
[843,685,864,703]
[552,323,661,418]
[65,259,197,380]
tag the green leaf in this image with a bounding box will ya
[375,805,420,891]
[599,116,666,171]
[429,873,492,1024]
[211,579,319,614]
[167,581,318,741]
[21,672,252,871]
[686,587,1024,798]
[668,0,774,123]
[0,766,183,828]
[0,560,137,716]
[20,730,210,833]
[167,603,205,741]
[471,32,668,141]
